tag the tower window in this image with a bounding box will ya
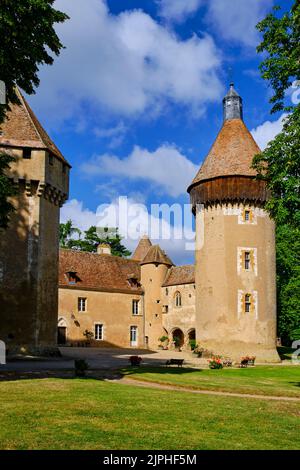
[78,297,87,312]
[132,299,139,316]
[175,291,182,308]
[23,148,32,159]
[244,252,251,270]
[245,294,252,313]
[244,210,251,222]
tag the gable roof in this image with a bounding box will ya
[132,235,152,261]
[140,245,174,267]
[0,88,70,166]
[163,265,195,287]
[188,118,260,190]
[59,249,142,294]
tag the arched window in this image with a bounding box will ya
[175,291,182,307]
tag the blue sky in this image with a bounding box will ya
[27,0,293,264]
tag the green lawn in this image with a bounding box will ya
[0,377,299,450]
[121,365,300,397]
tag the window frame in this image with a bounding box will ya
[78,297,87,312]
[245,294,252,313]
[132,299,139,316]
[174,291,182,308]
[94,323,103,341]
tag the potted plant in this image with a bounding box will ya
[74,359,89,377]
[189,339,197,351]
[129,356,142,366]
[208,356,223,369]
[83,329,94,347]
[173,336,181,351]
[158,335,169,350]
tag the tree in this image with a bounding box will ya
[0,0,68,123]
[0,0,68,227]
[253,1,300,343]
[59,220,81,249]
[59,223,131,258]
[0,152,16,229]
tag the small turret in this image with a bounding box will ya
[223,83,243,121]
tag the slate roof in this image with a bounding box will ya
[59,249,142,294]
[0,88,70,166]
[162,265,195,287]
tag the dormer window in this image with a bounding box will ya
[127,273,140,288]
[66,270,78,285]
[23,148,32,159]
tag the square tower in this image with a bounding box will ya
[0,89,70,354]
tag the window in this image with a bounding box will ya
[244,210,251,222]
[49,154,54,166]
[130,326,138,346]
[23,148,31,159]
[245,294,252,313]
[62,164,67,174]
[67,271,77,284]
[175,291,182,307]
[132,299,139,315]
[165,288,169,296]
[78,297,87,312]
[244,252,251,270]
[95,324,103,341]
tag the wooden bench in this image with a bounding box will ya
[166,359,184,367]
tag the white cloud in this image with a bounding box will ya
[29,0,222,125]
[60,197,195,265]
[93,121,128,148]
[207,0,274,47]
[158,0,203,22]
[81,144,198,197]
[60,199,98,231]
[251,114,288,150]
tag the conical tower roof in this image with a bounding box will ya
[140,245,173,267]
[131,235,152,262]
[0,88,70,166]
[188,83,267,207]
[188,119,260,190]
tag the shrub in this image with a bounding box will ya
[208,356,223,369]
[74,359,89,377]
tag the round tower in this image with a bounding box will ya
[140,245,173,350]
[188,84,279,363]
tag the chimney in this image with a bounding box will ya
[97,243,111,255]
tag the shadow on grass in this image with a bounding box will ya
[121,365,202,377]
[0,369,122,383]
[277,346,294,360]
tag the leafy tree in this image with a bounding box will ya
[253,1,300,343]
[59,220,81,249]
[257,1,300,113]
[0,152,16,229]
[0,0,68,228]
[59,223,131,258]
[0,0,68,123]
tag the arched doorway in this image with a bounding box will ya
[188,329,196,350]
[57,317,67,345]
[172,328,184,348]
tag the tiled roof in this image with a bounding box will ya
[140,245,174,266]
[188,119,260,190]
[59,249,142,293]
[132,235,152,261]
[162,265,195,287]
[0,88,70,166]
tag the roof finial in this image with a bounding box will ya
[223,82,243,121]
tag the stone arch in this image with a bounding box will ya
[188,328,196,341]
[0,340,6,365]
